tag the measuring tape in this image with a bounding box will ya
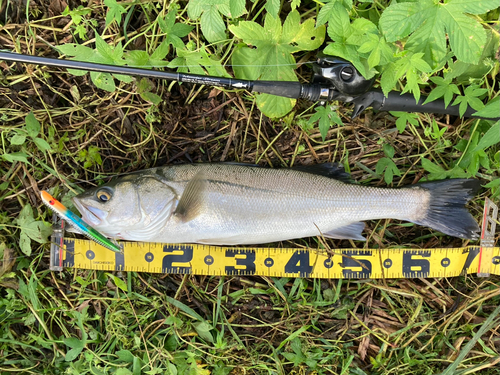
[49,199,499,279]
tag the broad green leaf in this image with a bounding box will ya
[10,133,26,146]
[19,232,31,256]
[25,112,40,138]
[324,18,379,78]
[193,321,214,343]
[405,9,446,68]
[265,0,280,18]
[230,0,247,18]
[24,221,51,243]
[116,350,135,363]
[65,347,83,362]
[421,158,444,174]
[34,137,52,153]
[230,11,325,118]
[317,0,352,26]
[2,152,30,164]
[56,43,95,59]
[17,204,34,227]
[383,144,395,158]
[64,337,85,349]
[140,92,162,105]
[472,121,500,153]
[473,97,500,119]
[326,2,350,42]
[200,6,226,43]
[94,34,121,64]
[379,1,431,42]
[89,71,116,92]
[380,0,499,65]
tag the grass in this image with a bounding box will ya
[1,0,500,374]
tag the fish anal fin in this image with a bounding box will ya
[322,222,366,241]
[292,162,353,183]
[174,172,207,223]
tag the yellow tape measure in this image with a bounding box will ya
[49,239,499,279]
[49,199,499,279]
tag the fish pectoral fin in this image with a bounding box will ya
[174,172,207,223]
[322,222,366,241]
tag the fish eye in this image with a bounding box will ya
[96,189,112,202]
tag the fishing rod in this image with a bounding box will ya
[0,51,497,120]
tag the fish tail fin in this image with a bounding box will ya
[411,179,481,240]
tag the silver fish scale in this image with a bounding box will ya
[143,164,429,244]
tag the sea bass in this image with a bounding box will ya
[72,163,480,245]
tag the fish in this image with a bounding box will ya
[71,163,481,245]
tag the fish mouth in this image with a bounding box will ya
[72,197,107,226]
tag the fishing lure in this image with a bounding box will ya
[41,191,122,253]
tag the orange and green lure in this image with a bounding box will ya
[41,191,122,252]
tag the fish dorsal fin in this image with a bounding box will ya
[291,163,353,183]
[322,222,366,241]
[174,172,207,223]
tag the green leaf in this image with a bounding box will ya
[187,0,245,43]
[157,11,194,55]
[391,112,419,133]
[168,43,230,77]
[200,6,226,43]
[265,0,280,18]
[193,321,214,343]
[230,11,325,118]
[473,97,500,119]
[380,0,499,65]
[423,77,461,108]
[56,43,95,59]
[19,232,31,256]
[326,2,351,42]
[89,71,116,92]
[25,112,40,138]
[34,137,52,153]
[452,85,487,117]
[106,273,128,292]
[472,121,500,153]
[10,133,26,146]
[421,158,445,174]
[104,0,126,27]
[64,337,85,349]
[141,92,162,105]
[23,221,51,244]
[116,350,135,363]
[2,152,30,164]
[383,144,395,158]
[308,105,343,141]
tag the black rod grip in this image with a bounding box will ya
[251,80,303,99]
[379,91,498,120]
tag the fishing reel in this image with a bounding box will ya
[309,55,374,100]
[297,55,379,118]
